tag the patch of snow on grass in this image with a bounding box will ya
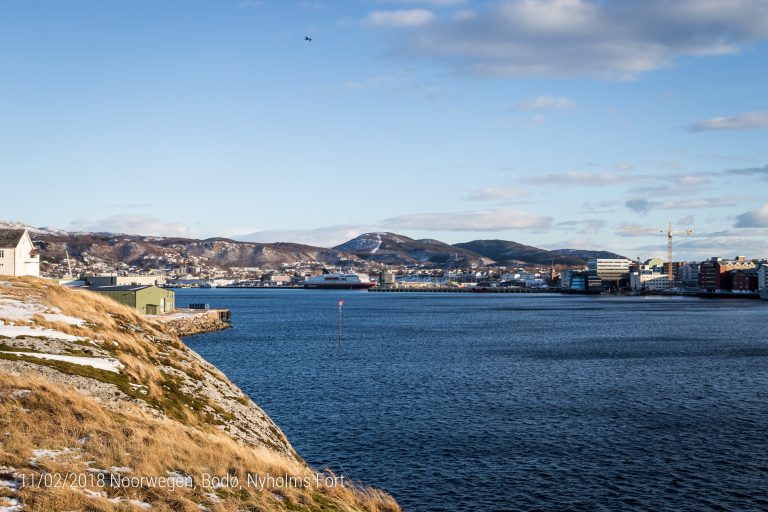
[0,496,23,512]
[0,298,85,326]
[4,352,123,373]
[29,447,81,466]
[0,323,85,342]
[80,488,152,509]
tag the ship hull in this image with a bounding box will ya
[303,282,376,290]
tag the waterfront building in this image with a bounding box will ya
[759,265,768,291]
[699,257,756,292]
[630,271,672,291]
[731,270,758,293]
[570,274,587,290]
[86,284,175,315]
[0,229,40,277]
[587,258,631,290]
[678,262,700,288]
[83,274,166,287]
[560,269,574,289]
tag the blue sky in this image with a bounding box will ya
[1,0,767,260]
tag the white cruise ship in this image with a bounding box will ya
[303,272,376,290]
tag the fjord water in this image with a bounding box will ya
[180,289,768,511]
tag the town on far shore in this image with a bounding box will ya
[2,226,767,319]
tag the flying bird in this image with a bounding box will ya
[304,36,312,42]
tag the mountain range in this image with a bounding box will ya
[2,221,624,271]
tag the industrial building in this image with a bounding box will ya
[83,274,166,287]
[88,285,175,315]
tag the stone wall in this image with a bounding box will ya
[159,310,230,337]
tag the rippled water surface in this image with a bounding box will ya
[180,289,768,511]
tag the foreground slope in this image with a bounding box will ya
[0,277,398,512]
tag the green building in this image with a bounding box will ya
[89,285,175,315]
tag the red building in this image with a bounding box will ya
[699,257,756,292]
[731,270,758,292]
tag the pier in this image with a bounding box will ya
[369,286,559,294]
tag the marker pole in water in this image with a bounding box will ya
[338,299,344,348]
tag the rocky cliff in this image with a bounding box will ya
[0,277,398,512]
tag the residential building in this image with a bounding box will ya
[0,229,40,277]
[587,258,631,290]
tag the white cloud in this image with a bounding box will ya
[689,111,768,131]
[613,224,661,237]
[556,219,606,234]
[512,96,575,110]
[367,9,435,27]
[235,224,375,247]
[465,186,528,201]
[625,197,744,215]
[734,203,768,228]
[383,208,552,232]
[524,171,632,186]
[394,0,768,79]
[661,230,768,259]
[376,0,466,5]
[69,215,192,237]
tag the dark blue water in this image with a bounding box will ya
[180,289,768,511]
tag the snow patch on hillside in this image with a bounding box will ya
[2,352,123,373]
[0,298,85,326]
[0,323,85,342]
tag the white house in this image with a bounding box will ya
[0,229,40,277]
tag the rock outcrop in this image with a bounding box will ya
[0,277,399,512]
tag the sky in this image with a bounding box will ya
[1,0,767,260]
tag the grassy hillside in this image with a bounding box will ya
[0,277,398,512]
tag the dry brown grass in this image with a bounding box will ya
[0,374,399,512]
[0,277,400,511]
[1,277,223,425]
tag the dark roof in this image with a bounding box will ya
[0,229,26,248]
[88,285,154,292]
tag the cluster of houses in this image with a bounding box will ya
[4,227,768,310]
[561,256,768,295]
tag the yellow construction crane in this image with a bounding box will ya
[658,222,693,289]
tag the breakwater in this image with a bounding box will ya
[153,309,231,336]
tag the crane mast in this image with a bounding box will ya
[657,222,693,290]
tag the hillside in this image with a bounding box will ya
[552,248,628,260]
[334,233,492,267]
[0,277,398,511]
[453,240,587,266]
[31,232,361,274]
